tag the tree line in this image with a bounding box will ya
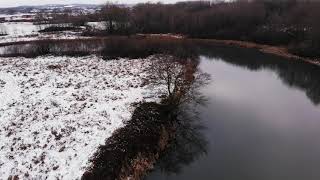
[31,0,320,59]
[95,0,320,59]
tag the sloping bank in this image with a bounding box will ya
[80,53,206,180]
[82,102,175,180]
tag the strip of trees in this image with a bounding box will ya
[94,0,320,58]
[31,0,320,59]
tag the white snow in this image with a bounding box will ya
[0,22,38,36]
[0,22,89,44]
[0,55,164,179]
[86,22,106,31]
[0,33,89,44]
[0,72,21,108]
[0,14,36,21]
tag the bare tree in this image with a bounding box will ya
[147,55,210,108]
[100,3,130,34]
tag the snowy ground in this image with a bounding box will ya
[0,32,88,44]
[0,13,36,22]
[86,22,106,31]
[0,22,38,36]
[0,22,89,44]
[0,55,164,179]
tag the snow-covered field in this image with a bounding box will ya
[86,22,106,31]
[0,55,163,179]
[0,20,111,44]
[0,13,36,22]
[0,32,88,44]
[0,22,88,44]
[0,22,38,36]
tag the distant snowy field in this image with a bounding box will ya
[0,22,38,36]
[0,22,89,44]
[0,15,107,44]
[86,22,107,30]
[0,13,36,21]
[0,56,163,179]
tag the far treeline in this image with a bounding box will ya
[40,0,320,59]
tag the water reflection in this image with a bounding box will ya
[144,52,211,178]
[154,111,208,175]
[199,45,320,105]
[147,45,320,180]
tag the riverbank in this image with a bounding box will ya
[194,39,320,66]
[81,102,175,180]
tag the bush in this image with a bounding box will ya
[289,40,320,59]
[0,37,196,59]
[39,26,81,33]
[101,36,197,59]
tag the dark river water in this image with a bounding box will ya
[146,46,320,180]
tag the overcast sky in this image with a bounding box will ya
[0,0,189,8]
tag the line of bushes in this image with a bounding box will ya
[29,1,320,59]
[91,0,320,60]
[0,37,197,59]
[101,36,196,59]
[38,26,81,33]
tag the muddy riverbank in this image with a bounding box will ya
[81,102,176,180]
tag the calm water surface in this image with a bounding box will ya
[146,46,320,180]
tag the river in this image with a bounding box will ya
[146,46,320,180]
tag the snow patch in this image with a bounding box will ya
[86,22,106,31]
[0,72,21,109]
[0,55,164,179]
[0,22,38,36]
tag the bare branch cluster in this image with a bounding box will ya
[147,54,210,108]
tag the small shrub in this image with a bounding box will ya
[39,26,80,33]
